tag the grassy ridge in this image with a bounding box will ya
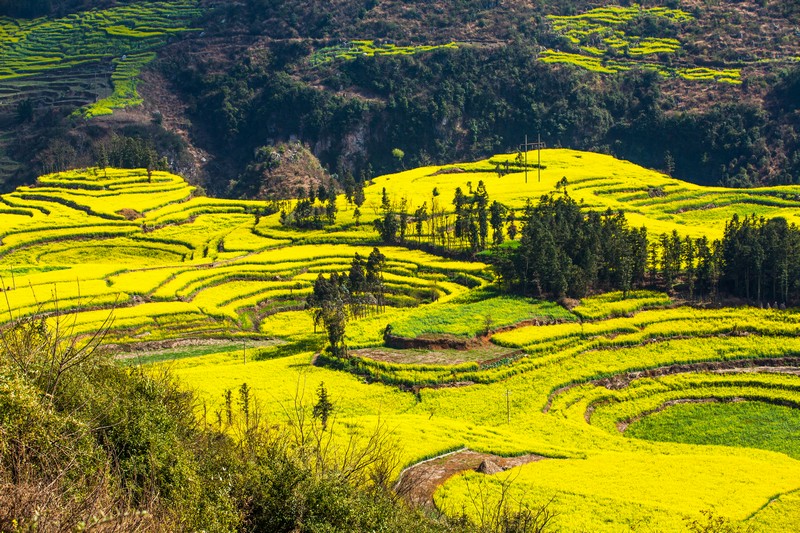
[366,149,800,240]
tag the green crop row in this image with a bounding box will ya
[310,40,459,66]
[585,372,800,434]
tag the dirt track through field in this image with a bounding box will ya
[395,449,545,508]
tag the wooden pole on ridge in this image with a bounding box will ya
[506,389,511,424]
[518,134,546,184]
[538,133,543,183]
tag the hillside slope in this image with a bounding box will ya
[0,0,798,195]
[1,148,799,332]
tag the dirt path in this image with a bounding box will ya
[394,449,545,508]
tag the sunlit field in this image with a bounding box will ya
[4,151,800,530]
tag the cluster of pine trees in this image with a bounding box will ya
[720,214,800,304]
[306,248,387,356]
[491,193,647,299]
[492,192,800,305]
[280,182,338,228]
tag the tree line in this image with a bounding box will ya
[490,191,800,305]
[279,181,339,229]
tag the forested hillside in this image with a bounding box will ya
[0,0,800,197]
[130,0,794,196]
[0,0,798,195]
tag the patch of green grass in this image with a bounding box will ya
[389,295,574,339]
[626,401,800,460]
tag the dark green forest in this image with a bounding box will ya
[491,194,800,305]
[368,181,800,305]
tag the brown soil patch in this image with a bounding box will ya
[351,344,518,366]
[117,208,143,220]
[717,366,800,377]
[383,333,475,351]
[395,449,545,508]
[111,337,282,360]
[430,167,466,176]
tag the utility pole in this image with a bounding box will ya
[506,389,511,424]
[538,133,544,183]
[518,134,546,183]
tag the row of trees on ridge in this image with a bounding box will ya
[491,192,800,305]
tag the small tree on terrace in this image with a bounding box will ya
[312,381,334,431]
[353,181,366,208]
[366,247,387,313]
[414,202,428,242]
[348,253,368,318]
[490,200,507,245]
[307,272,349,357]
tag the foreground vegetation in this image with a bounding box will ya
[0,314,466,532]
[1,152,800,530]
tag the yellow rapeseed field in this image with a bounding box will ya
[2,157,800,530]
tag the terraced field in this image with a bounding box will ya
[0,167,489,344]
[0,1,202,173]
[0,1,201,116]
[539,4,793,84]
[368,148,800,239]
[310,39,460,66]
[3,151,800,530]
